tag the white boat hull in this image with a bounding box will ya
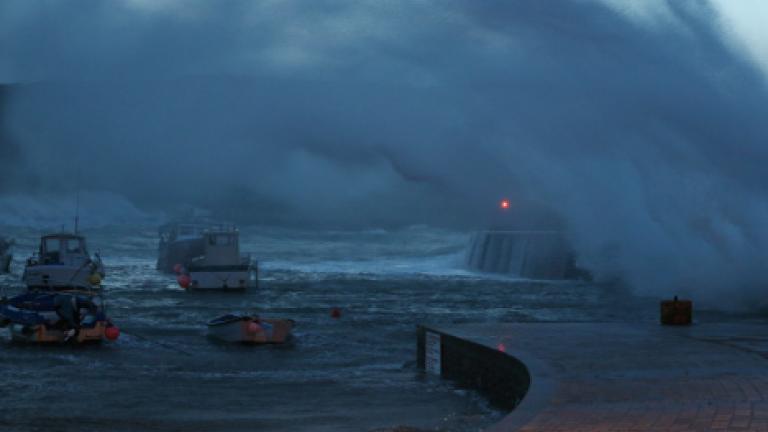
[23,264,101,290]
[188,266,256,290]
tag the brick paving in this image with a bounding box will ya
[438,323,768,432]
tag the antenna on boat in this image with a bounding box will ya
[74,169,81,234]
[74,189,80,234]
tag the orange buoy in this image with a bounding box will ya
[246,321,262,334]
[105,325,120,341]
[177,274,191,289]
[330,307,341,319]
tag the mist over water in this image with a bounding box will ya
[2,2,768,303]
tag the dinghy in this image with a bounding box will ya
[207,314,293,344]
[0,291,119,344]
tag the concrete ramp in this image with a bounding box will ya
[419,322,768,431]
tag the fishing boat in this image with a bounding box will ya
[176,224,257,291]
[0,291,119,344]
[22,233,105,291]
[156,220,213,273]
[0,236,12,273]
[207,314,293,344]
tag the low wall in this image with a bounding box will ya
[416,325,530,411]
[465,231,578,279]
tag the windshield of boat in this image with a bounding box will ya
[65,238,86,254]
[44,238,61,254]
[177,225,204,239]
[209,234,235,246]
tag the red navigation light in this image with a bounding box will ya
[500,199,510,210]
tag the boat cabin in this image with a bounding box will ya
[198,230,240,266]
[158,222,211,244]
[38,234,90,266]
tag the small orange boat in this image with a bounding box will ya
[207,314,293,344]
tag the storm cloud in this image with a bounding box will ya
[2,0,768,306]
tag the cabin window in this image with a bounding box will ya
[44,238,61,253]
[65,238,84,254]
[43,238,61,264]
[210,235,233,246]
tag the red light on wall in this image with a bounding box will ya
[500,199,510,210]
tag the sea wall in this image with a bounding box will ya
[466,231,576,279]
[416,325,530,411]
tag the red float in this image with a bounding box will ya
[177,274,191,289]
[246,321,262,334]
[173,264,183,274]
[105,326,120,341]
[330,307,342,319]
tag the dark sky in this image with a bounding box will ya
[2,1,768,304]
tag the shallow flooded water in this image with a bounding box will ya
[0,225,658,432]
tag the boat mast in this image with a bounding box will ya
[74,170,80,234]
[74,188,80,234]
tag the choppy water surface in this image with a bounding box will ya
[0,225,656,432]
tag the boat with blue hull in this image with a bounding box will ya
[0,291,118,344]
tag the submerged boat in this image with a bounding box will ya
[207,314,293,344]
[22,233,105,291]
[174,224,257,291]
[0,291,119,343]
[0,236,12,273]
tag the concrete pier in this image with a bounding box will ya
[465,231,579,279]
[418,322,768,431]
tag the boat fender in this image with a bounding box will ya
[105,325,120,341]
[246,321,262,334]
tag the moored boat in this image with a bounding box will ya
[22,233,105,291]
[207,314,293,344]
[176,225,257,291]
[0,291,119,344]
[156,220,212,273]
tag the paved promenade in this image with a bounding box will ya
[431,322,768,431]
